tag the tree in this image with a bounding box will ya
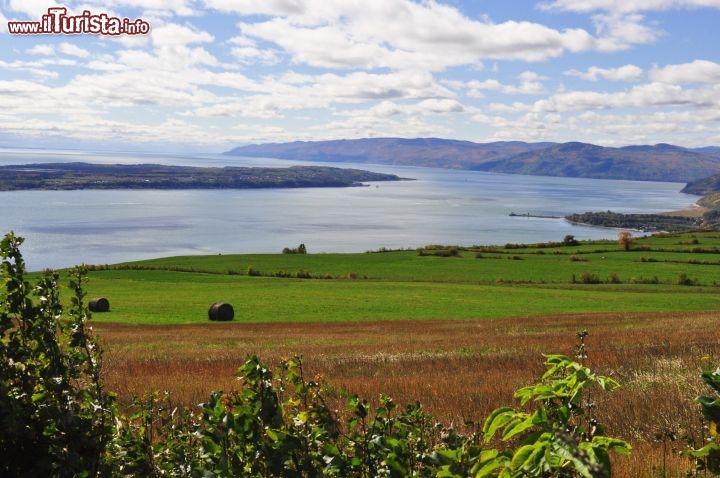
[563,235,579,246]
[282,243,308,254]
[618,231,634,251]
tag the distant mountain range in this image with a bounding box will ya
[224,138,720,183]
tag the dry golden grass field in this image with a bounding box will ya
[96,310,720,477]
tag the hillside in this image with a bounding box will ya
[682,172,720,195]
[0,162,403,190]
[474,142,720,182]
[225,138,720,182]
[225,138,553,169]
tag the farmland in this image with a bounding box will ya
[83,232,720,325]
[74,231,720,475]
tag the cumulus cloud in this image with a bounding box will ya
[2,0,719,147]
[5,0,60,19]
[204,0,304,15]
[528,82,714,113]
[231,0,599,71]
[27,44,56,56]
[591,13,661,51]
[539,0,720,14]
[651,60,720,84]
[151,23,214,47]
[463,71,547,97]
[565,64,644,81]
[540,1,720,53]
[5,0,198,18]
[58,42,91,58]
[228,36,280,65]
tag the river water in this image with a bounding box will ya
[0,148,699,271]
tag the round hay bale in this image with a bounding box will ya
[208,302,234,321]
[89,297,110,313]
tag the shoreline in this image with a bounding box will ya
[660,202,708,218]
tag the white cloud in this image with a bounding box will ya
[651,60,720,84]
[27,44,56,56]
[58,42,90,58]
[565,64,643,81]
[25,42,90,59]
[204,0,304,16]
[5,0,61,19]
[151,23,213,48]
[228,36,282,65]
[539,0,720,14]
[526,81,719,114]
[415,98,465,114]
[2,1,719,147]
[461,72,547,97]
[591,13,661,51]
[540,1,720,53]
[232,0,599,71]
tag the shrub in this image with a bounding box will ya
[677,273,696,286]
[296,269,312,279]
[628,276,660,284]
[283,243,308,254]
[418,245,461,257]
[0,232,115,477]
[482,354,630,477]
[685,367,720,473]
[578,272,602,284]
[563,234,580,246]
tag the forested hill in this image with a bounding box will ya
[0,163,403,190]
[224,138,720,183]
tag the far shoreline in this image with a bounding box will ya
[660,202,708,218]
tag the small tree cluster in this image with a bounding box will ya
[618,231,635,251]
[283,243,308,254]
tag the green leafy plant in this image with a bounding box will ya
[0,232,115,477]
[685,367,720,475]
[480,354,630,477]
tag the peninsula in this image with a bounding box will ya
[0,162,404,190]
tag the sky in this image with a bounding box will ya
[2,0,720,153]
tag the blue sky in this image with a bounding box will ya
[2,0,720,152]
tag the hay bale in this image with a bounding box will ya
[208,302,234,321]
[89,297,110,313]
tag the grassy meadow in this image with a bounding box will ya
[75,231,720,476]
[82,232,720,325]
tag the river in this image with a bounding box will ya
[0,148,699,271]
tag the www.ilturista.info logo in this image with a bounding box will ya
[8,7,150,35]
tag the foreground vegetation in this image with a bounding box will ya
[2,233,635,477]
[7,231,720,475]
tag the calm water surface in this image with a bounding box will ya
[0,149,699,271]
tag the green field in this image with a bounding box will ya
[78,231,720,325]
